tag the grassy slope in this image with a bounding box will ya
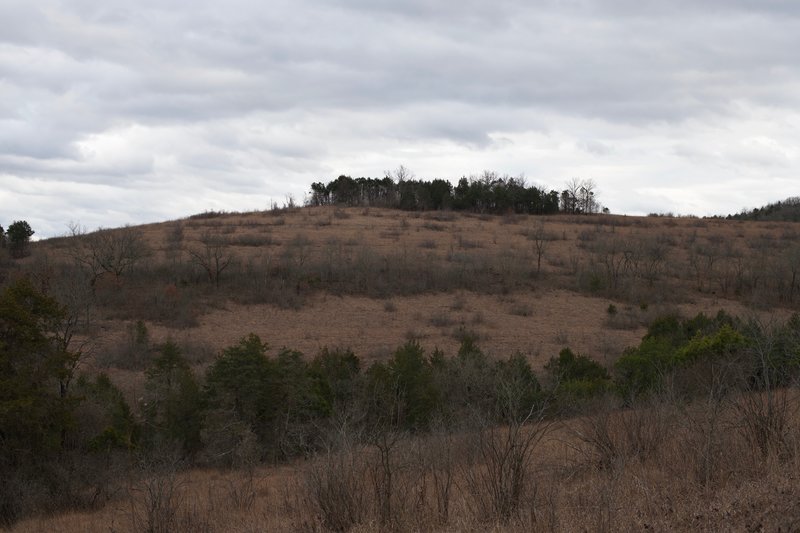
[11,206,800,531]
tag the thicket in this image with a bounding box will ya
[728,196,800,222]
[307,173,566,214]
[4,273,800,528]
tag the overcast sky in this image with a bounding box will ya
[2,0,800,237]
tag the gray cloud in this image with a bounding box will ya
[2,0,800,236]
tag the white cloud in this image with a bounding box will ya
[2,0,800,236]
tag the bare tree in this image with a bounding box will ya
[562,178,599,214]
[529,222,552,275]
[783,244,800,303]
[578,178,599,214]
[735,317,799,460]
[26,255,95,399]
[462,367,553,523]
[189,233,233,288]
[67,223,149,288]
[637,235,667,287]
[688,243,719,293]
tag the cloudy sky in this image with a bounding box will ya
[2,0,800,237]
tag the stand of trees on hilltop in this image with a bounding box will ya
[308,171,603,215]
[728,196,800,222]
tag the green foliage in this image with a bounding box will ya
[0,278,76,461]
[308,173,561,214]
[616,312,749,402]
[727,196,800,222]
[614,337,675,401]
[546,348,610,383]
[74,373,138,452]
[674,324,747,365]
[204,334,274,447]
[6,220,34,258]
[762,314,800,384]
[310,347,361,416]
[391,340,439,429]
[494,353,543,422]
[143,340,202,457]
[275,348,320,417]
[204,334,330,458]
[545,348,611,409]
[366,341,439,431]
[434,336,495,420]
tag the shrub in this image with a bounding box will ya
[74,373,139,452]
[546,348,610,383]
[309,347,361,417]
[545,348,611,409]
[142,340,203,458]
[204,334,275,454]
[494,353,543,422]
[614,337,674,402]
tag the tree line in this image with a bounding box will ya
[308,169,603,215]
[726,196,800,222]
[3,274,800,525]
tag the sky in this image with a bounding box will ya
[2,0,800,237]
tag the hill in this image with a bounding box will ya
[3,206,800,531]
[18,206,795,379]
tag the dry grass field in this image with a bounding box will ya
[5,206,800,532]
[10,398,800,532]
[33,206,795,364]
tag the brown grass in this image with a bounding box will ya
[34,206,792,372]
[13,206,800,531]
[13,390,800,532]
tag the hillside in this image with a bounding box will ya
[3,206,800,531]
[28,206,798,367]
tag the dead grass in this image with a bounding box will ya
[14,389,800,532]
[13,207,800,531]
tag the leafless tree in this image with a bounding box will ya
[386,164,414,182]
[637,235,668,287]
[529,221,552,275]
[67,223,149,288]
[735,317,799,460]
[783,244,800,303]
[578,178,599,214]
[462,368,553,523]
[688,243,719,293]
[563,178,600,214]
[26,255,95,399]
[188,233,233,288]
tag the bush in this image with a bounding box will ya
[545,348,611,410]
[614,337,675,403]
[204,334,275,454]
[309,347,362,417]
[142,340,203,458]
[546,348,610,383]
[494,353,543,422]
[365,341,439,431]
